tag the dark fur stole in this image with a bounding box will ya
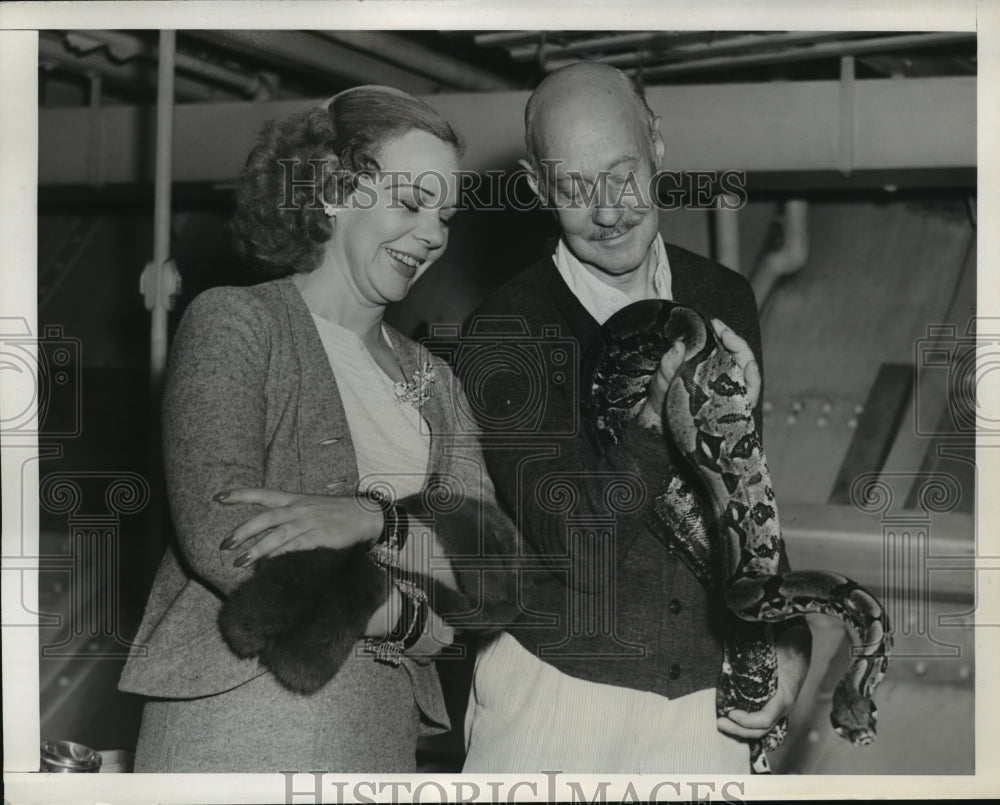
[217,489,520,695]
[218,544,385,694]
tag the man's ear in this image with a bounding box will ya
[650,116,665,169]
[517,158,545,203]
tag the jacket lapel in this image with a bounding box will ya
[275,278,360,496]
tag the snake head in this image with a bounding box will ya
[831,678,879,745]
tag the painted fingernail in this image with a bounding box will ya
[213,491,229,502]
[234,551,253,567]
[219,535,236,550]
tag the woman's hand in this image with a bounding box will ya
[216,488,383,567]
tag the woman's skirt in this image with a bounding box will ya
[134,651,423,773]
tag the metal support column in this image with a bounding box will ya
[140,30,182,388]
[137,30,181,581]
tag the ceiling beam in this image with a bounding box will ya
[38,76,975,186]
[62,30,270,98]
[317,32,517,91]
[182,30,444,95]
[39,33,232,103]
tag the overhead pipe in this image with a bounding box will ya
[631,31,975,80]
[87,74,103,185]
[172,50,275,100]
[64,29,271,99]
[318,31,516,91]
[473,31,545,48]
[839,56,856,176]
[185,30,442,94]
[749,200,809,310]
[713,192,742,274]
[543,31,870,72]
[506,30,707,61]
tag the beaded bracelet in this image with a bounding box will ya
[360,489,410,569]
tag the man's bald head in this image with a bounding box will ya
[524,63,658,172]
[518,62,665,279]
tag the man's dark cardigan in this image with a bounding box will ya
[456,241,791,700]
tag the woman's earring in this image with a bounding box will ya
[322,199,337,219]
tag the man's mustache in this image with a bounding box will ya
[590,215,646,240]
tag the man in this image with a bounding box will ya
[457,63,810,773]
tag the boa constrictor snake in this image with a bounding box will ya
[588,299,892,774]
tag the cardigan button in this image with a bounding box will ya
[317,437,342,446]
[668,664,682,680]
[669,598,683,615]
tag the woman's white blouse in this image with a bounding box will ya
[311,314,430,501]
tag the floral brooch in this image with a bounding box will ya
[393,361,436,409]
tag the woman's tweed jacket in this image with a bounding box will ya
[119,277,516,729]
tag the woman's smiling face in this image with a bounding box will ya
[330,129,460,305]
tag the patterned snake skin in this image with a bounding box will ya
[588,299,892,774]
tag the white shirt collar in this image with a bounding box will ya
[552,233,673,324]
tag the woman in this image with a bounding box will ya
[119,86,516,772]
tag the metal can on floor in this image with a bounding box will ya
[40,740,102,772]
